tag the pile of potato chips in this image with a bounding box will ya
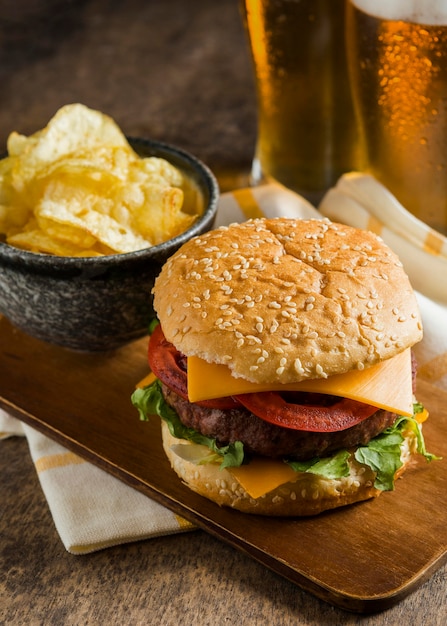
[0,104,202,256]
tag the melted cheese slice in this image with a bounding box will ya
[227,458,298,500]
[188,348,413,417]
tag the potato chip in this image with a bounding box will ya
[7,229,89,256]
[131,183,194,244]
[36,215,97,248]
[135,156,184,187]
[0,104,203,256]
[38,196,151,254]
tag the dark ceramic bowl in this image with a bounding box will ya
[0,137,219,351]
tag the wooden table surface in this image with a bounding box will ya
[1,1,446,624]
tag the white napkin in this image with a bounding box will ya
[2,175,446,553]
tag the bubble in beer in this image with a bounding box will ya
[347,0,447,233]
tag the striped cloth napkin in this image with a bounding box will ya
[0,413,195,553]
[2,173,446,553]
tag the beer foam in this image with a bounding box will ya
[351,0,447,25]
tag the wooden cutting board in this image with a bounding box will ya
[1,315,446,613]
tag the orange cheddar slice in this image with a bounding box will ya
[136,371,157,388]
[227,457,298,500]
[188,348,413,417]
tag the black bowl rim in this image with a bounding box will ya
[0,136,219,269]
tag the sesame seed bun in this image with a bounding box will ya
[161,421,417,516]
[153,218,422,383]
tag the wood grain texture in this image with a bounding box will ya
[3,437,446,626]
[1,315,446,613]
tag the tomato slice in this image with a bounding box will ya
[148,324,241,410]
[235,391,378,432]
[148,324,187,398]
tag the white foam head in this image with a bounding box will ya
[351,0,447,25]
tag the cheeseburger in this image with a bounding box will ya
[132,218,436,516]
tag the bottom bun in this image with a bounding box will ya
[161,421,417,516]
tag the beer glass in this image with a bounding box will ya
[240,0,362,205]
[346,0,447,235]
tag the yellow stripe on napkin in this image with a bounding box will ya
[35,451,86,473]
[367,214,383,236]
[424,229,444,256]
[232,188,265,219]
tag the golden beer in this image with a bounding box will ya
[347,0,447,234]
[241,0,362,203]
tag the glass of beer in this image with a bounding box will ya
[240,0,363,205]
[346,0,447,235]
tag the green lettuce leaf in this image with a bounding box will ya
[354,412,439,491]
[287,450,351,479]
[131,380,244,469]
[354,426,404,491]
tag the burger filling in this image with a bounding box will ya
[132,324,436,492]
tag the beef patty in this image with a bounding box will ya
[162,385,401,460]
